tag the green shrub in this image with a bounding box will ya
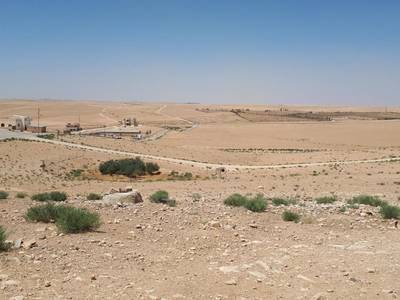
[380,205,400,219]
[271,198,294,206]
[282,210,300,223]
[145,162,160,174]
[26,203,66,223]
[245,194,267,212]
[38,133,55,140]
[150,190,170,204]
[348,195,387,207]
[315,196,337,204]
[56,207,100,233]
[99,158,159,177]
[0,225,10,252]
[224,193,248,207]
[16,192,27,199]
[87,193,102,200]
[0,191,9,200]
[26,204,100,233]
[32,191,67,202]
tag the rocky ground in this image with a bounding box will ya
[1,101,400,299]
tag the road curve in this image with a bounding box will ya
[4,131,399,171]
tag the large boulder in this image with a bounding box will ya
[100,190,143,205]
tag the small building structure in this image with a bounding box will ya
[120,117,138,127]
[9,115,32,131]
[27,125,47,133]
[64,123,81,134]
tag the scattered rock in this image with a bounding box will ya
[100,191,143,205]
[224,279,237,286]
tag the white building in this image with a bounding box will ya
[9,115,32,131]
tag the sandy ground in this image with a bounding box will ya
[0,100,400,299]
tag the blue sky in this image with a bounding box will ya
[0,0,399,105]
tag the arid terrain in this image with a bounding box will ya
[1,99,400,300]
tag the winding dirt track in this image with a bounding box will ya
[9,133,400,171]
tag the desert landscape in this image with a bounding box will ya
[0,99,400,299]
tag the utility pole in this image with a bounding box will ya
[37,106,40,133]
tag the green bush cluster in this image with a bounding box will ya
[99,158,159,177]
[315,196,337,204]
[271,198,296,206]
[86,193,102,200]
[150,190,176,207]
[0,225,9,252]
[26,203,100,233]
[380,205,400,220]
[282,210,301,222]
[32,191,67,202]
[224,193,267,212]
[348,195,388,207]
[168,171,193,181]
[0,191,9,200]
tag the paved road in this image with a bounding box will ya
[1,129,399,171]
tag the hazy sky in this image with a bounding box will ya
[0,0,399,105]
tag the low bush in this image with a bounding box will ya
[26,203,66,223]
[26,203,100,233]
[224,193,248,207]
[271,198,295,206]
[0,225,10,252]
[99,158,159,177]
[380,205,400,220]
[145,162,160,175]
[348,195,387,207]
[87,193,102,200]
[282,210,300,223]
[150,190,175,207]
[38,133,55,140]
[150,190,169,203]
[16,192,27,199]
[31,191,67,202]
[0,191,9,200]
[56,207,100,233]
[315,196,337,204]
[245,194,267,212]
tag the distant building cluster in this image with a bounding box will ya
[0,115,46,133]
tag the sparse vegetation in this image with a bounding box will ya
[168,171,193,181]
[16,192,27,199]
[282,210,300,222]
[315,196,337,204]
[271,198,296,206]
[0,191,9,200]
[26,203,100,233]
[87,193,102,200]
[150,190,176,207]
[26,203,66,223]
[99,158,159,177]
[224,193,248,207]
[145,162,160,174]
[0,225,10,252]
[38,133,55,140]
[380,205,400,219]
[56,207,100,233]
[67,169,84,179]
[244,194,267,212]
[32,191,67,202]
[348,195,387,207]
[224,193,267,212]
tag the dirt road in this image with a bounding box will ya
[1,129,398,170]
